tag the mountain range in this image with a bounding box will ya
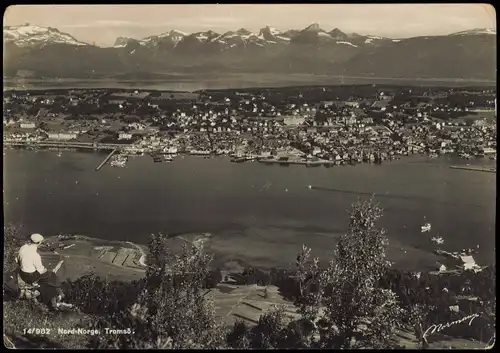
[3,24,497,80]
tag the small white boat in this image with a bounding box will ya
[431,236,444,244]
[57,151,63,157]
[421,223,432,233]
[308,185,312,190]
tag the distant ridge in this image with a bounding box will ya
[3,24,496,80]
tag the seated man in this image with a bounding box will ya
[16,233,66,310]
[16,233,51,285]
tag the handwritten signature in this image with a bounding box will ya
[423,313,480,340]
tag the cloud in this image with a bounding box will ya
[61,20,166,29]
[60,15,242,30]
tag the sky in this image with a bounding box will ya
[3,4,496,47]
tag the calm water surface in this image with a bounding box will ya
[3,150,496,271]
[4,75,495,91]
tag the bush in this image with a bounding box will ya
[62,275,145,315]
[3,300,89,349]
[86,234,227,349]
[3,225,25,274]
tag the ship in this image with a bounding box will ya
[421,223,432,233]
[231,154,257,163]
[152,154,173,163]
[152,154,163,163]
[231,156,247,163]
[110,154,128,167]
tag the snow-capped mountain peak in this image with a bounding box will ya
[329,28,348,40]
[4,24,89,47]
[450,28,496,36]
[304,23,324,32]
[266,26,280,36]
[257,26,291,43]
[236,28,252,36]
[168,29,189,37]
[191,30,219,43]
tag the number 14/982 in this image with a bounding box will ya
[23,328,52,335]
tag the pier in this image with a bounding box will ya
[96,148,118,171]
[449,165,496,173]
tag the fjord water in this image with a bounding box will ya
[3,150,496,271]
[3,75,496,92]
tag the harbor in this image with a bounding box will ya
[4,149,497,271]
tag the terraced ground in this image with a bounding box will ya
[209,284,298,327]
[208,284,490,349]
[40,237,146,281]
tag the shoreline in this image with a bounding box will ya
[41,234,492,280]
[4,141,494,168]
[125,241,147,267]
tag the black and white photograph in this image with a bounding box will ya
[2,4,496,349]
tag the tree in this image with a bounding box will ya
[295,198,403,349]
[406,303,433,349]
[88,234,226,349]
[227,305,303,349]
[3,225,24,274]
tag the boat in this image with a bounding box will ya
[231,156,247,163]
[152,154,163,163]
[421,223,432,233]
[56,151,62,157]
[306,162,322,168]
[431,236,444,245]
[110,154,128,167]
[429,153,438,159]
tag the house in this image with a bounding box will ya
[47,133,77,141]
[20,122,36,129]
[473,119,488,127]
[283,116,305,126]
[459,256,482,271]
[118,132,133,140]
[165,147,178,154]
[344,116,357,125]
[345,101,360,108]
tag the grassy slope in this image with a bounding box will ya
[3,234,492,349]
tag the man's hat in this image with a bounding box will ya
[30,233,44,244]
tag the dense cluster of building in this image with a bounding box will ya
[3,86,497,164]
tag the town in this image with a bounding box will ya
[3,85,497,169]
